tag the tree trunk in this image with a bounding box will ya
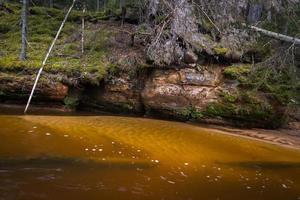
[49,0,53,8]
[96,0,99,11]
[20,0,28,61]
[120,0,126,26]
[81,5,86,55]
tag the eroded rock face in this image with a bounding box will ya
[86,72,144,113]
[0,72,68,102]
[142,66,223,115]
[85,66,226,117]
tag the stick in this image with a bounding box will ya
[24,0,76,114]
[244,23,300,45]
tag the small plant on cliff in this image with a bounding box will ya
[213,46,229,56]
[178,106,203,121]
[223,64,251,82]
[64,96,79,109]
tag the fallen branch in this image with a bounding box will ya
[243,23,300,45]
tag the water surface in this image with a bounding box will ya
[0,115,300,200]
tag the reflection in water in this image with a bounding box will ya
[0,115,300,200]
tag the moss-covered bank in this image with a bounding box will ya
[0,3,299,129]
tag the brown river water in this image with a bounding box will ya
[0,114,300,200]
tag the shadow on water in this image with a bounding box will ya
[0,104,133,117]
[0,104,99,116]
[0,156,157,170]
[219,161,300,169]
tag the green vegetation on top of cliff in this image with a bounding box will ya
[217,54,300,127]
[0,3,115,85]
[224,61,300,106]
[203,91,287,128]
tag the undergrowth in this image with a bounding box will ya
[0,3,114,85]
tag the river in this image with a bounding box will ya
[0,114,300,200]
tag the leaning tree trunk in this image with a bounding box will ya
[246,24,300,45]
[20,0,28,61]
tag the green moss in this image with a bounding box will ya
[0,24,11,34]
[213,46,229,55]
[203,91,287,128]
[243,38,272,62]
[223,64,251,81]
[63,96,79,109]
[241,65,300,106]
[177,106,204,121]
[222,54,299,127]
[29,7,47,15]
[219,91,239,103]
[0,3,113,85]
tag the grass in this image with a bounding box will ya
[0,3,113,85]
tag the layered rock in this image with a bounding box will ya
[0,72,68,102]
[142,66,224,115]
[83,72,144,113]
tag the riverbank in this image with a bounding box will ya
[1,3,299,129]
[196,123,300,150]
[1,103,299,150]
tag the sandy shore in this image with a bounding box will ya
[199,122,300,150]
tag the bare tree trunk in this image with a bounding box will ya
[103,0,106,10]
[20,0,28,61]
[49,0,53,8]
[120,0,126,27]
[245,24,300,45]
[96,0,99,11]
[81,4,86,55]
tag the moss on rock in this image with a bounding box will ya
[203,91,287,128]
[64,96,79,109]
[177,106,204,121]
[223,64,251,82]
[213,46,229,56]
